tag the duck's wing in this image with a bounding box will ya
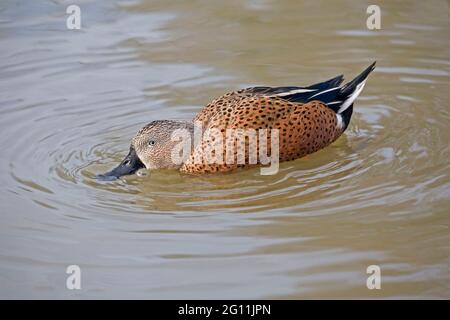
[192,73,342,125]
[245,62,376,111]
[193,74,344,127]
[244,73,344,103]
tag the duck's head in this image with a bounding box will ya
[98,120,193,180]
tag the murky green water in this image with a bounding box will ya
[0,0,449,298]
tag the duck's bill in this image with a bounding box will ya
[97,148,145,181]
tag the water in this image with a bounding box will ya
[0,0,449,299]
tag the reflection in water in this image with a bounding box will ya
[0,0,449,298]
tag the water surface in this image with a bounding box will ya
[0,0,449,298]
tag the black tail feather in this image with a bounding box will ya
[334,62,376,130]
[317,62,376,114]
[340,62,376,97]
[248,74,345,103]
[307,74,344,91]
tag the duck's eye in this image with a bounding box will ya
[148,140,155,146]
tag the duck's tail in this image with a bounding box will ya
[320,62,376,129]
[339,62,376,108]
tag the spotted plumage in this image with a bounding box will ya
[99,63,376,179]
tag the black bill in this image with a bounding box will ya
[97,147,145,181]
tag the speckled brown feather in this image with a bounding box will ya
[181,89,343,174]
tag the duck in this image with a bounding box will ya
[99,62,376,180]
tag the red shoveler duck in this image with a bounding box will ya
[100,62,376,179]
